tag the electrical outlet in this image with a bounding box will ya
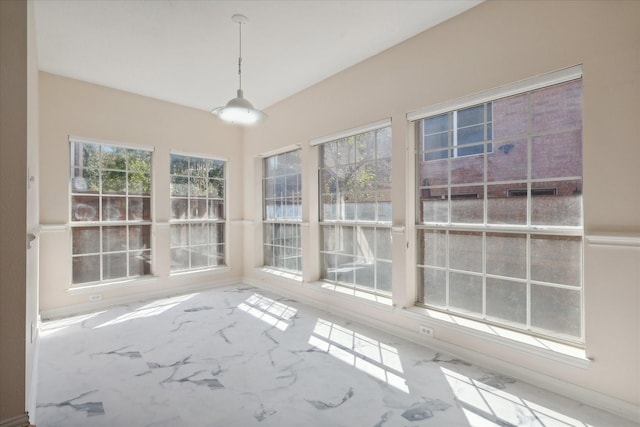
[419,325,434,337]
[89,294,103,302]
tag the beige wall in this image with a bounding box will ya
[39,72,245,314]
[243,0,640,413]
[34,0,639,419]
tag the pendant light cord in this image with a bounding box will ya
[237,19,243,91]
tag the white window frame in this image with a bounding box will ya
[69,137,153,286]
[411,66,585,345]
[262,149,303,273]
[169,152,226,273]
[316,119,393,297]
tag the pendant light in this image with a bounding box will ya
[212,14,266,125]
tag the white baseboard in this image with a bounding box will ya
[40,278,242,320]
[244,276,640,424]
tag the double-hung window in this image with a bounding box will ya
[169,154,225,272]
[318,121,392,296]
[263,149,302,272]
[70,139,152,285]
[413,68,584,344]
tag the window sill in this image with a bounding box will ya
[258,267,303,282]
[67,275,158,295]
[308,281,393,309]
[401,306,591,369]
[170,266,232,279]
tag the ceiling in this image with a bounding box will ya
[34,0,482,112]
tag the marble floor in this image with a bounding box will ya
[36,284,637,427]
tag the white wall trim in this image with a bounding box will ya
[309,117,392,146]
[69,134,154,152]
[258,143,302,158]
[585,233,640,247]
[39,223,67,232]
[243,277,639,423]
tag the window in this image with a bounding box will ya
[415,76,584,343]
[422,103,493,161]
[319,124,392,296]
[263,150,302,272]
[169,154,225,272]
[70,140,152,285]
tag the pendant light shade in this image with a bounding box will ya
[212,14,266,125]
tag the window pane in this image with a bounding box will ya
[531,235,582,287]
[72,227,100,254]
[449,231,482,273]
[101,170,127,194]
[171,176,189,196]
[376,261,392,292]
[71,142,99,170]
[209,223,225,245]
[417,229,446,268]
[450,186,483,223]
[71,196,99,221]
[129,197,150,221]
[531,80,582,133]
[487,184,527,225]
[129,225,151,250]
[170,155,189,175]
[129,251,151,276]
[72,255,100,284]
[128,172,150,195]
[419,194,448,223]
[190,177,207,197]
[170,224,189,247]
[451,153,483,184]
[208,200,224,220]
[190,223,209,246]
[486,233,526,279]
[170,248,190,271]
[486,278,526,325]
[457,125,485,145]
[376,228,392,261]
[487,139,527,182]
[418,267,446,307]
[101,146,126,170]
[71,168,99,193]
[531,180,582,226]
[424,113,449,134]
[493,93,528,139]
[102,253,127,280]
[102,197,126,221]
[190,246,210,269]
[449,272,482,315]
[209,178,224,198]
[532,130,582,180]
[457,104,485,128]
[190,198,208,219]
[128,149,151,172]
[171,198,188,220]
[103,226,127,252]
[531,285,581,338]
